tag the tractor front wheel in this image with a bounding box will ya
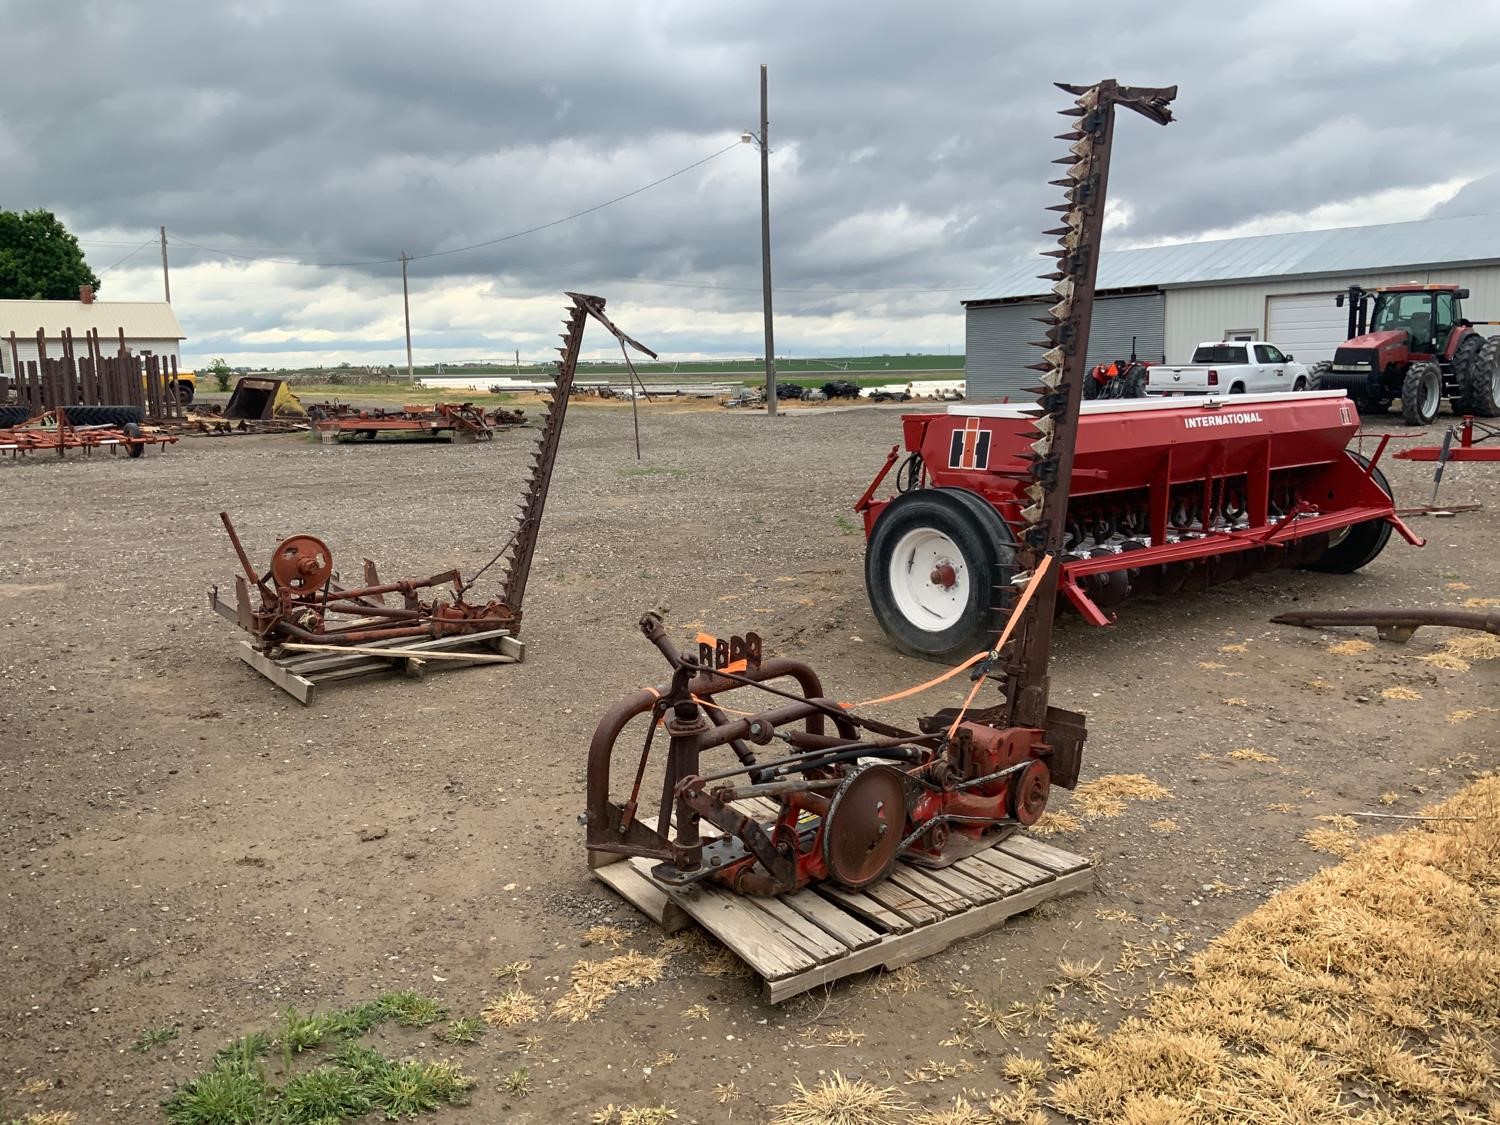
[865,489,1015,663]
[1400,362,1441,426]
[1466,337,1500,417]
[1306,360,1330,391]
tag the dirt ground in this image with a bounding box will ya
[1,400,1495,1122]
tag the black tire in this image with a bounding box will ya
[174,380,195,406]
[123,422,145,458]
[59,404,145,427]
[1229,383,1246,394]
[1292,376,1308,392]
[1082,374,1101,400]
[1121,364,1149,398]
[1465,336,1500,417]
[1399,362,1441,425]
[0,404,29,427]
[1306,360,1331,390]
[865,488,1016,663]
[1303,453,1393,573]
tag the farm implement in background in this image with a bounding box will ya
[860,391,1422,660]
[588,81,1175,997]
[209,292,653,702]
[0,407,178,460]
[308,401,518,443]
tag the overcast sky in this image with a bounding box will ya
[6,0,1500,368]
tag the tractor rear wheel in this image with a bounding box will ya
[1451,334,1486,414]
[1466,337,1500,417]
[1399,362,1441,426]
[1303,454,1393,574]
[866,488,1016,663]
[1306,360,1330,391]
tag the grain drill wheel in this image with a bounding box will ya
[1303,454,1393,574]
[1009,760,1051,827]
[1400,361,1442,426]
[123,422,145,458]
[822,765,907,889]
[865,488,1015,663]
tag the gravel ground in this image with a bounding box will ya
[1,400,1496,1122]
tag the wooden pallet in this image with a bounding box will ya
[595,804,1093,1003]
[234,628,522,704]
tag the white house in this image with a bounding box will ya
[0,287,186,377]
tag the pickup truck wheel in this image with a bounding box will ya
[1465,337,1500,417]
[1303,454,1394,573]
[1306,360,1330,390]
[1400,362,1441,425]
[866,489,1015,663]
[1292,376,1308,392]
[1229,383,1246,394]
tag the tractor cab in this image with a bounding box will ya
[1339,283,1467,361]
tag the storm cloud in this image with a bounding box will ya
[4,0,1496,365]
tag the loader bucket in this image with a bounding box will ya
[225,377,306,420]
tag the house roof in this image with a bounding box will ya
[964,213,1500,304]
[0,299,185,340]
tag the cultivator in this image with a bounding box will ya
[0,408,178,460]
[211,292,653,652]
[586,81,1175,897]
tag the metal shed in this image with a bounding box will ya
[963,214,1500,397]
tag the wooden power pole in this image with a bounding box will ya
[159,226,171,303]
[401,252,414,381]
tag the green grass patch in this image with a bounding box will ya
[163,992,473,1124]
[132,1024,179,1053]
[435,1017,485,1045]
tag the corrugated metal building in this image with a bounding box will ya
[0,294,186,376]
[962,214,1500,401]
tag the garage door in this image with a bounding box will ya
[1266,293,1346,363]
[965,292,1165,402]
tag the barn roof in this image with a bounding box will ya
[964,213,1500,304]
[0,299,185,340]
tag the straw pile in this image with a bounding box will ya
[1047,775,1500,1122]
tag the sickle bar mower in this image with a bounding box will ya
[209,292,656,653]
[587,81,1175,897]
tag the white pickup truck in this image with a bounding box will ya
[1150,341,1313,396]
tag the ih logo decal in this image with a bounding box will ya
[949,418,991,470]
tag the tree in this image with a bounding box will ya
[206,357,234,392]
[0,209,101,300]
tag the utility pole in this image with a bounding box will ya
[401,251,414,381]
[159,226,171,303]
[758,64,777,417]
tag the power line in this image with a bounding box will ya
[98,238,156,274]
[162,140,744,270]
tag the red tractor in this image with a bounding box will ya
[1310,283,1500,425]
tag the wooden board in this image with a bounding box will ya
[598,831,1092,1004]
[232,629,522,704]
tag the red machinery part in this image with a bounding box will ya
[858,390,1424,660]
[1394,417,1500,462]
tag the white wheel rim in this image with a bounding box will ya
[888,528,970,631]
[1422,370,1439,415]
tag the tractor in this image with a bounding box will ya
[1311,283,1500,425]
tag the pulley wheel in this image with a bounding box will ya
[1009,760,1051,826]
[270,535,333,592]
[822,765,908,890]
